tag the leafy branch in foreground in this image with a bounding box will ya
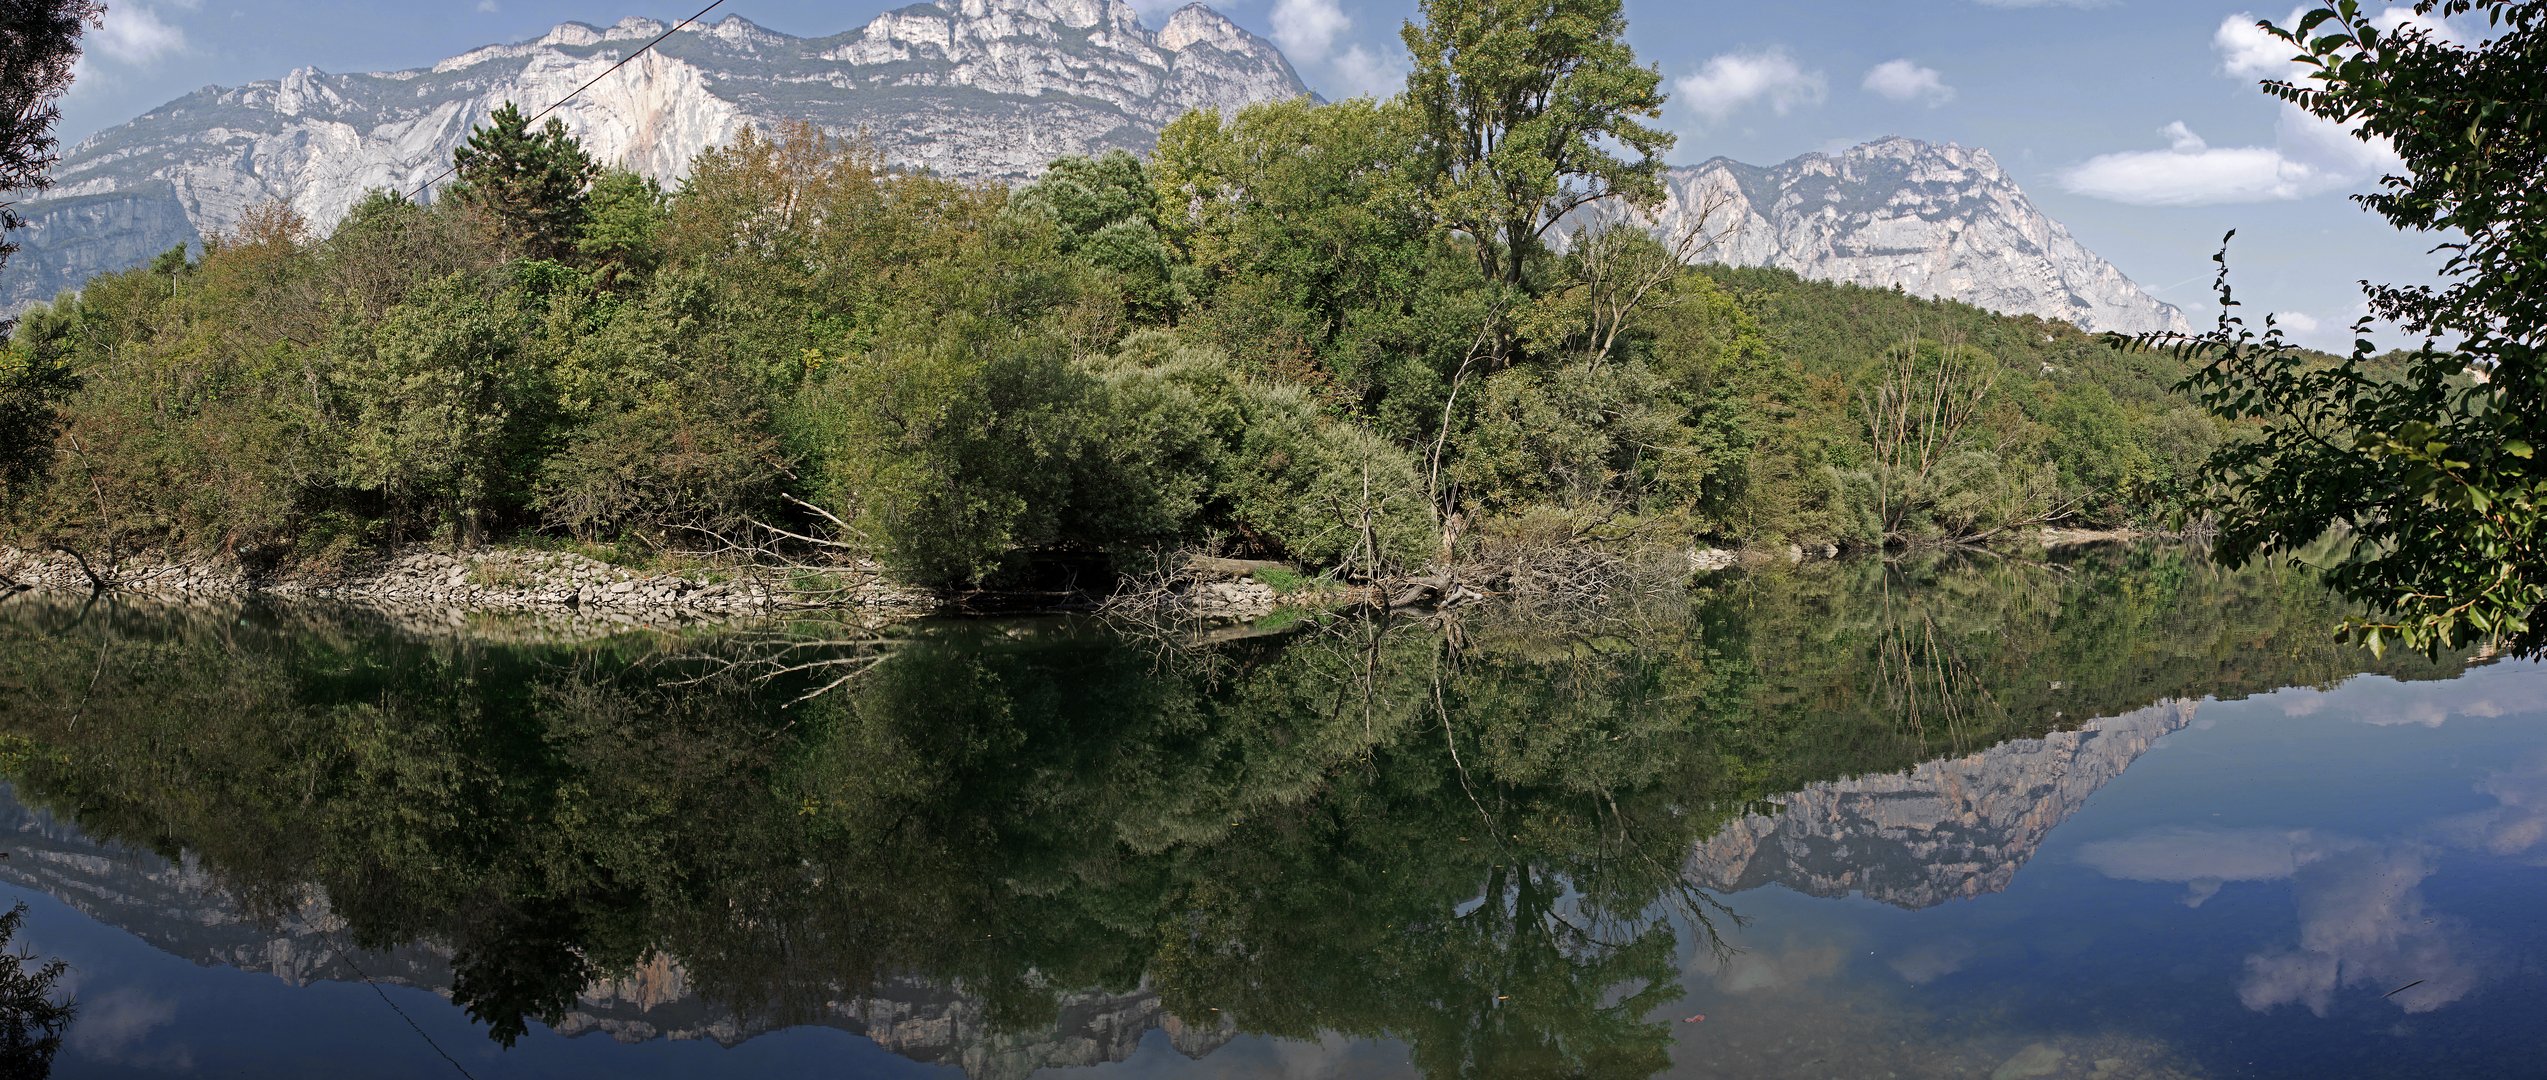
[2137,1,2544,656]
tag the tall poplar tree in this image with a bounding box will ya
[1401,0,1673,308]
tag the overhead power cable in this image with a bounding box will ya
[406,0,729,203]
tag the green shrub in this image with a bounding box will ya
[533,381,784,544]
[793,332,1094,586]
[1228,383,1438,573]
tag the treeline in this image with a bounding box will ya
[0,15,2223,589]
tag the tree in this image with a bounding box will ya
[576,168,670,288]
[1401,0,1673,307]
[1152,98,1486,436]
[1010,151,1177,319]
[2157,2,2546,655]
[445,102,598,262]
[0,0,103,314]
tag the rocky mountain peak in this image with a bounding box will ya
[701,15,788,49]
[1158,4,1254,54]
[1639,136,2186,335]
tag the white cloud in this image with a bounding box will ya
[2369,5,2468,45]
[92,3,187,65]
[67,990,190,1069]
[2221,6,2468,82]
[2061,10,2424,207]
[1270,0,1350,63]
[1258,0,1400,100]
[2441,753,2547,860]
[2274,310,2323,335]
[1887,939,1974,985]
[1863,59,1954,106]
[2077,825,2329,906]
[1676,49,1826,124]
[1326,44,1404,100]
[2079,826,2491,1013]
[2060,120,2354,206]
[477,0,499,11]
[2216,10,2303,79]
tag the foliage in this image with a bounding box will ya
[532,370,783,544]
[0,0,101,271]
[1011,150,1178,319]
[447,102,600,262]
[1401,0,1673,296]
[1154,97,1484,437]
[1703,267,2226,543]
[2153,2,2546,655]
[575,168,670,288]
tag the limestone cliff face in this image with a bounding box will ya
[1686,700,2201,908]
[0,0,1304,309]
[1640,137,2189,336]
[0,786,1230,1080]
[0,182,200,309]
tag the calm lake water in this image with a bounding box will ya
[0,547,2540,1079]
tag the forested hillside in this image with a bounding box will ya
[0,5,2226,592]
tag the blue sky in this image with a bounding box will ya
[55,0,2458,349]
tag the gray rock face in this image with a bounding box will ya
[0,0,1304,309]
[1686,699,2200,908]
[0,182,200,309]
[1637,137,2189,335]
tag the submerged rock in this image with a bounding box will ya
[1993,1043,2066,1080]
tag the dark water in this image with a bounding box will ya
[0,547,2539,1079]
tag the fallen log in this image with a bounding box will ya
[1386,574,1453,610]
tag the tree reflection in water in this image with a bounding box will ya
[0,903,74,1078]
[0,546,2465,1077]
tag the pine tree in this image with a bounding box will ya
[445,102,599,262]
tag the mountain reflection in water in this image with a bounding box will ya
[0,546,2534,1080]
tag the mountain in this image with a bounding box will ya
[0,0,1306,309]
[1640,138,2190,336]
[1685,699,2200,908]
[4,16,2183,338]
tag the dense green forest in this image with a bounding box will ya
[0,9,2226,591]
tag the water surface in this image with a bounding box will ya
[0,547,2537,1078]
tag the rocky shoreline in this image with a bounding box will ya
[0,545,937,623]
[0,544,1307,628]
[3,529,2145,632]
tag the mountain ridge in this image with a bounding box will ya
[1642,137,2190,336]
[4,13,2184,338]
[0,0,1306,309]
